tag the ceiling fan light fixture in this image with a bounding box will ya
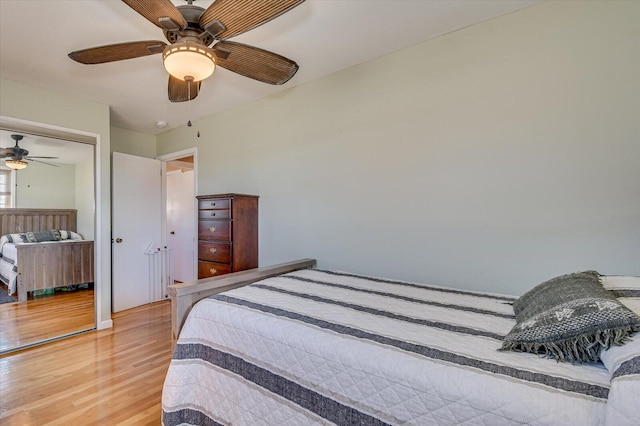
[163,38,216,82]
[5,159,28,170]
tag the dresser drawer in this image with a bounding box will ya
[198,261,231,278]
[198,209,230,220]
[198,220,231,241]
[198,241,231,263]
[198,198,230,211]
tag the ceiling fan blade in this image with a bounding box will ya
[0,149,13,158]
[25,156,59,160]
[26,159,59,168]
[121,0,187,30]
[69,40,167,64]
[214,41,299,85]
[168,76,201,103]
[200,0,305,39]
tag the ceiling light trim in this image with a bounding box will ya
[163,38,216,82]
[5,159,28,170]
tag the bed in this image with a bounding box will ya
[0,208,94,302]
[162,260,640,425]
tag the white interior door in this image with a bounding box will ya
[166,169,196,283]
[112,152,161,312]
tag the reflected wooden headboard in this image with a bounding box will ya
[0,208,77,236]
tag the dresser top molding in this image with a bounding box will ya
[196,193,259,200]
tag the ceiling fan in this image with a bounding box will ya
[0,135,59,170]
[68,0,305,102]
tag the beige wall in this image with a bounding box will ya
[111,126,157,158]
[15,160,96,239]
[75,157,94,240]
[15,162,76,208]
[0,78,111,328]
[158,1,640,295]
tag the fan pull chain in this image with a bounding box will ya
[187,79,192,127]
[185,78,200,137]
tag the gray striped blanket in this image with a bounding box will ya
[162,269,639,425]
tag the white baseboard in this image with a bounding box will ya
[97,319,113,330]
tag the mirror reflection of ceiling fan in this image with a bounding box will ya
[68,0,305,102]
[0,135,59,170]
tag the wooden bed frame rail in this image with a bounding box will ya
[16,240,94,302]
[168,258,316,341]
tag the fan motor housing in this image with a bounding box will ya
[164,5,214,46]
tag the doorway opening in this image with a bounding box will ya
[164,154,196,285]
[160,148,197,288]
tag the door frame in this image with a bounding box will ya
[0,115,107,330]
[157,148,198,284]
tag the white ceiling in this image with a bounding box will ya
[0,129,93,166]
[0,0,539,137]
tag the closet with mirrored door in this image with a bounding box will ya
[0,126,96,354]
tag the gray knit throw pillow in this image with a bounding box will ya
[501,271,640,363]
[8,230,62,243]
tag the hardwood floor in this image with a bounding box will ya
[0,287,95,353]
[0,300,172,425]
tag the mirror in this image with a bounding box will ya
[0,129,95,353]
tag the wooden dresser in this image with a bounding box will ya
[196,193,258,279]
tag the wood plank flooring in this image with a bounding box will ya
[0,288,95,353]
[0,300,172,425]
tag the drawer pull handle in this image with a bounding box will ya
[211,212,216,216]
[210,268,217,275]
[211,202,216,207]
[209,247,217,254]
[209,227,216,233]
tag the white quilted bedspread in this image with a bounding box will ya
[162,269,639,425]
